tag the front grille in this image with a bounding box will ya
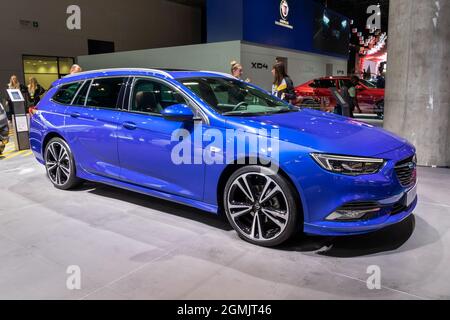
[339,201,379,211]
[391,200,406,215]
[395,156,416,187]
[336,201,381,221]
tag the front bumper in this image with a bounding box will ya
[283,143,417,236]
[303,192,417,236]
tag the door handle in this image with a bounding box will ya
[70,112,80,118]
[122,121,137,130]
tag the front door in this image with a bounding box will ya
[117,77,205,201]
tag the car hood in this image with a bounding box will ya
[224,109,408,157]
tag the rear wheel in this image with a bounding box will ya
[44,137,82,190]
[223,166,300,247]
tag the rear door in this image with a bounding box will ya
[63,77,127,179]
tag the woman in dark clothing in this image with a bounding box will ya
[27,77,46,106]
[271,62,296,103]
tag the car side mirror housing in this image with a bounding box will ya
[161,104,194,122]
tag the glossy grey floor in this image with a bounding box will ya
[0,153,449,300]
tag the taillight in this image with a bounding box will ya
[29,105,38,115]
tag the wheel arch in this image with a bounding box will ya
[42,132,66,155]
[217,157,304,226]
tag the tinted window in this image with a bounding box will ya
[339,79,353,89]
[315,79,336,88]
[72,80,90,105]
[359,79,377,88]
[130,79,186,114]
[86,77,125,109]
[181,77,291,116]
[52,82,82,104]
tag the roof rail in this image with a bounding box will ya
[199,71,236,79]
[63,68,174,79]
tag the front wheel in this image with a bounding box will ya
[44,137,82,190]
[223,166,300,247]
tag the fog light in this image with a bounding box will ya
[326,208,380,221]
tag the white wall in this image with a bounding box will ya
[78,41,242,73]
[240,43,348,91]
[78,41,348,92]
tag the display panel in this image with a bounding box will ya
[7,89,25,102]
[313,6,350,56]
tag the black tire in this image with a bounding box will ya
[44,137,82,190]
[223,165,300,247]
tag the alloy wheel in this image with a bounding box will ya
[45,141,71,186]
[226,172,290,242]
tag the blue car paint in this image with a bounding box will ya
[30,69,417,236]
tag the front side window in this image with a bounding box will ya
[339,79,353,89]
[359,79,376,88]
[52,82,82,104]
[130,79,186,114]
[181,77,293,116]
[315,79,336,88]
[86,77,126,109]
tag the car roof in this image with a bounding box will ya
[52,68,234,86]
[318,76,350,80]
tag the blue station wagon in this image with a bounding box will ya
[29,68,417,246]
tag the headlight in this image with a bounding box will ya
[311,153,385,175]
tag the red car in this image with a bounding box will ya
[295,77,385,117]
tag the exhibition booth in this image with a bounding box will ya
[78,0,349,91]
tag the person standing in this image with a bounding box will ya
[230,61,250,82]
[69,64,82,74]
[6,75,28,117]
[337,85,353,117]
[27,77,46,106]
[348,76,362,115]
[271,62,296,103]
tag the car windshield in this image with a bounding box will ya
[180,77,295,116]
[359,79,377,88]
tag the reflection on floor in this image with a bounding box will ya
[0,148,449,299]
[0,128,33,161]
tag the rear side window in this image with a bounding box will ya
[86,77,126,109]
[73,81,90,106]
[52,82,82,104]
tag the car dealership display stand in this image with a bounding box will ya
[11,101,30,151]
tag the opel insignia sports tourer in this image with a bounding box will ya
[30,69,417,246]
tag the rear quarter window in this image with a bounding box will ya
[52,82,82,104]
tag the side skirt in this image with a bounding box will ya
[76,170,220,215]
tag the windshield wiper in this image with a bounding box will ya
[269,108,298,114]
[222,111,271,117]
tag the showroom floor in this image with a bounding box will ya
[0,136,449,300]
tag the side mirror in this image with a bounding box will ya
[161,104,194,122]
